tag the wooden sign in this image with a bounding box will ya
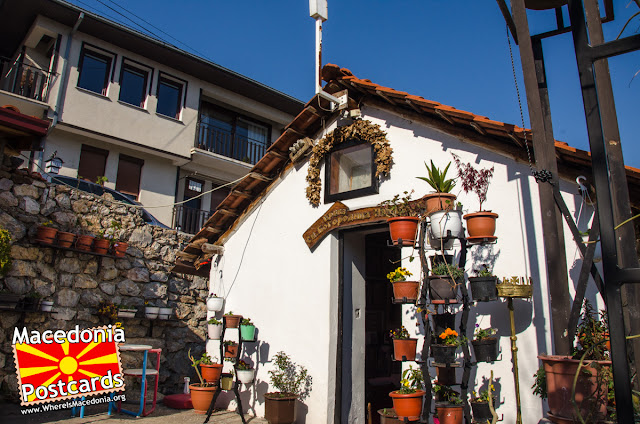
[303,202,388,249]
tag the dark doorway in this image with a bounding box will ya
[364,231,401,423]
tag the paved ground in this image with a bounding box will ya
[2,402,268,424]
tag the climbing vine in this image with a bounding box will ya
[305,119,393,206]
[0,227,11,276]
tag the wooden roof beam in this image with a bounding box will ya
[470,122,486,136]
[435,109,454,125]
[248,172,272,182]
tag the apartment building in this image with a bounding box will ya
[0,0,304,232]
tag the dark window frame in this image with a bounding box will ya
[197,100,272,150]
[156,72,186,119]
[118,57,151,108]
[78,144,109,183]
[324,139,378,204]
[76,43,116,95]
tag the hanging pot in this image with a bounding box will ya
[471,398,497,422]
[113,242,128,257]
[432,313,456,337]
[144,306,159,319]
[389,390,425,420]
[206,295,224,312]
[208,324,223,340]
[464,211,499,238]
[392,338,418,361]
[240,324,256,341]
[431,344,458,364]
[75,235,94,251]
[93,238,110,255]
[392,281,419,302]
[224,314,243,328]
[117,309,137,318]
[200,363,223,385]
[429,210,463,240]
[469,276,498,302]
[236,369,255,384]
[189,383,217,414]
[428,276,458,300]
[387,217,419,246]
[435,404,464,424]
[40,300,54,312]
[421,193,457,214]
[36,226,57,244]
[472,338,499,362]
[56,231,75,248]
[158,307,172,319]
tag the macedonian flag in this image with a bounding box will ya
[13,325,124,405]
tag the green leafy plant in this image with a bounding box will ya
[195,353,214,365]
[207,317,222,325]
[188,349,214,387]
[431,263,464,280]
[396,365,424,394]
[241,318,253,326]
[474,325,497,341]
[389,326,410,340]
[223,340,237,346]
[267,351,312,399]
[379,190,423,217]
[416,160,457,193]
[531,366,547,399]
[434,384,462,404]
[40,220,54,227]
[224,311,235,316]
[437,328,466,347]
[386,267,412,283]
[473,264,493,277]
[573,299,609,361]
[0,227,12,276]
[471,386,495,402]
[96,175,108,186]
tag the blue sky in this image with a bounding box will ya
[65,0,640,167]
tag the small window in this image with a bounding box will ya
[188,179,203,193]
[115,154,143,201]
[324,140,378,203]
[78,144,109,183]
[156,74,183,119]
[77,47,112,95]
[119,62,149,107]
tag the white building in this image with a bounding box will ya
[180,64,640,423]
[0,0,303,232]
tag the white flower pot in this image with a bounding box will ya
[41,301,54,312]
[145,306,159,319]
[118,309,137,319]
[429,210,463,239]
[158,307,172,320]
[208,324,223,340]
[206,296,224,312]
[236,369,255,384]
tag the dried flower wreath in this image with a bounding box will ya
[305,119,393,206]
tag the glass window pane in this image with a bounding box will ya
[157,78,181,118]
[328,144,373,195]
[78,52,109,94]
[119,65,147,107]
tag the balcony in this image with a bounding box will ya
[172,205,212,235]
[196,123,267,165]
[0,57,55,103]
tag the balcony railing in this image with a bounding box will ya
[0,57,56,103]
[172,205,212,235]
[196,123,267,165]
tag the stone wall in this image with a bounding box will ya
[0,164,209,401]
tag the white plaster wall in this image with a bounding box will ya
[212,104,599,423]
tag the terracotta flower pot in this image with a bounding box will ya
[224,343,239,358]
[224,314,242,328]
[392,338,418,361]
[36,226,57,244]
[389,390,425,420]
[264,393,297,424]
[463,211,499,238]
[75,235,94,251]
[189,383,217,414]
[436,404,464,424]
[56,231,75,248]
[392,281,419,302]
[200,363,223,385]
[113,242,128,257]
[539,354,610,422]
[428,276,458,300]
[387,217,419,246]
[93,238,110,255]
[422,192,457,214]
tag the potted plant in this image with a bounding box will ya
[224,340,238,358]
[435,388,464,424]
[93,230,110,255]
[144,302,159,319]
[36,221,57,245]
[235,359,255,384]
[388,365,425,421]
[470,386,497,423]
[264,351,312,424]
[206,293,224,312]
[428,203,463,247]
[196,352,223,385]
[472,325,499,362]
[207,317,223,339]
[416,160,458,214]
[431,328,465,364]
[75,222,95,252]
[451,153,498,240]
[223,311,242,328]
[97,301,118,320]
[188,349,218,414]
[377,408,403,424]
[389,326,418,361]
[469,264,498,302]
[379,191,423,246]
[428,262,463,301]
[240,317,256,341]
[158,304,173,320]
[387,266,419,302]
[117,304,137,318]
[537,300,610,422]
[56,230,75,248]
[41,299,54,312]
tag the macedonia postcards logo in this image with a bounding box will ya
[12,325,125,405]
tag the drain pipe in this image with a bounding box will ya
[38,12,84,172]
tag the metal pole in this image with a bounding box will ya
[507,298,523,424]
[315,18,323,94]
